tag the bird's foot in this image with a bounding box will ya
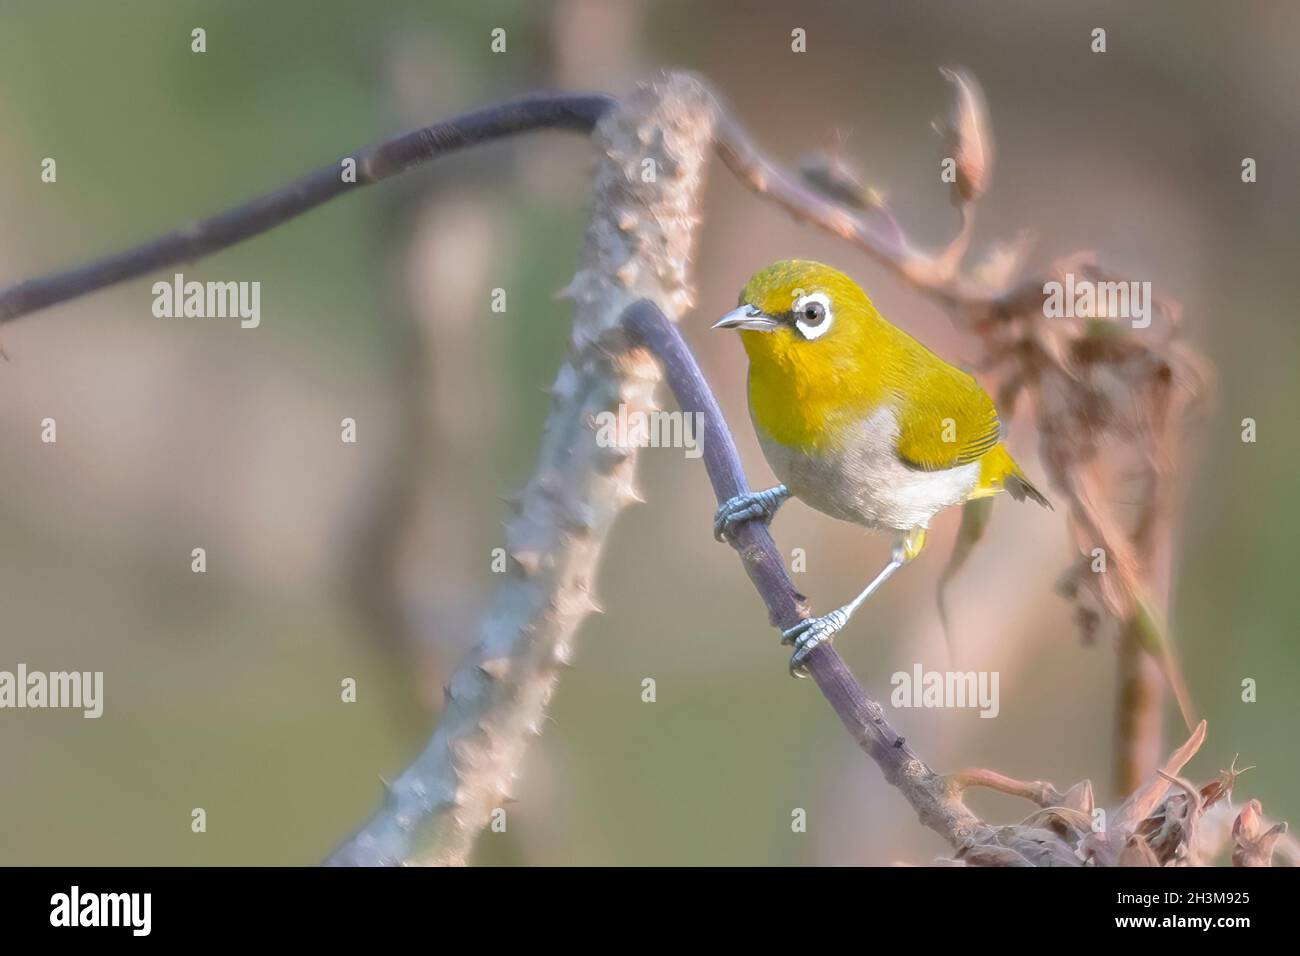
[712,485,789,542]
[782,606,850,678]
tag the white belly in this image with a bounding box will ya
[755,406,979,532]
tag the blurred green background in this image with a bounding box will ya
[0,0,1296,865]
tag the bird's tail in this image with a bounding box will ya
[1004,469,1052,510]
[976,444,1053,509]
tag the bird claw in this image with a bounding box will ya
[713,486,788,542]
[781,607,849,678]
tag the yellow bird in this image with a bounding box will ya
[712,260,1050,674]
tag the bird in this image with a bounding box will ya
[711,259,1050,675]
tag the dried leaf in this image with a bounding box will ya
[1135,771,1203,865]
[1019,806,1094,844]
[1118,835,1161,867]
[1113,720,1208,832]
[960,843,1035,867]
[937,66,992,203]
[1061,780,1096,815]
[1232,799,1289,867]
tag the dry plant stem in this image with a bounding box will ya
[0,92,615,324]
[1115,472,1178,793]
[948,768,1065,808]
[1116,622,1166,794]
[713,109,974,300]
[328,74,716,866]
[621,299,988,850]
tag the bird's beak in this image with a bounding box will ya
[712,305,778,332]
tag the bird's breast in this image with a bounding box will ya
[754,404,979,532]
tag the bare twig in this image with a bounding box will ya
[711,74,986,302]
[947,768,1065,808]
[328,74,716,866]
[1114,432,1184,792]
[0,92,614,324]
[621,299,989,850]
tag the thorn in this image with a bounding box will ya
[478,657,511,680]
[562,501,597,536]
[508,549,546,577]
[537,473,564,500]
[450,738,482,773]
[599,444,632,470]
[615,262,638,287]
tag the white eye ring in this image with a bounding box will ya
[793,292,833,340]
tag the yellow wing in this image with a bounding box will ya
[894,360,1002,472]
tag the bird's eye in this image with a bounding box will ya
[792,293,833,340]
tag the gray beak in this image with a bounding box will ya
[712,305,779,332]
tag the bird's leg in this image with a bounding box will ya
[783,527,927,677]
[713,484,789,542]
[783,559,901,677]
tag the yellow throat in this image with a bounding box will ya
[739,261,916,452]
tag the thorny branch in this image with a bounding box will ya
[328,74,717,865]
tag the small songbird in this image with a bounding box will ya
[712,260,1050,674]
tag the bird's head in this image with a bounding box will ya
[713,260,878,374]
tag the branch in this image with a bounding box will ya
[0,91,614,324]
[620,299,987,850]
[946,768,1065,808]
[712,79,984,303]
[328,74,717,866]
